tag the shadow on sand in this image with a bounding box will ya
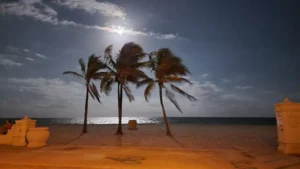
[169,135,185,148]
[65,132,86,145]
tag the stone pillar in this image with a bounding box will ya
[11,116,36,147]
[274,98,300,154]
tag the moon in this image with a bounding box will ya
[116,27,124,35]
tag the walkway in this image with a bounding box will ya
[0,146,299,169]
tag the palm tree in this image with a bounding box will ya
[137,48,197,136]
[100,42,149,135]
[63,55,106,134]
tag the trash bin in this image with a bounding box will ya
[274,98,300,154]
[27,127,50,148]
[128,120,137,130]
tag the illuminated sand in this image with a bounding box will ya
[0,124,299,169]
[47,124,278,152]
[0,147,241,169]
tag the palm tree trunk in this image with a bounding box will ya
[82,82,89,134]
[159,85,172,136]
[116,83,123,135]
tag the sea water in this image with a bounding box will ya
[0,117,276,125]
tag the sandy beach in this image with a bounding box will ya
[45,124,278,152]
[1,124,300,169]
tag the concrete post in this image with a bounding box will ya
[11,116,36,147]
[274,98,300,154]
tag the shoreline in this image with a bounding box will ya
[39,123,277,126]
[0,117,277,125]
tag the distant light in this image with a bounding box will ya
[116,26,124,35]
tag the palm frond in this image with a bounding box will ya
[164,86,182,113]
[78,58,86,74]
[147,52,159,76]
[166,63,190,75]
[87,60,107,77]
[89,83,101,103]
[92,83,101,102]
[105,45,113,57]
[154,48,191,77]
[100,72,114,92]
[123,85,134,102]
[144,81,155,102]
[87,54,100,68]
[128,68,149,79]
[126,76,139,84]
[120,42,143,57]
[131,61,152,69]
[150,63,157,74]
[104,45,117,69]
[156,48,173,65]
[106,65,117,75]
[102,79,115,95]
[63,71,84,79]
[87,84,96,100]
[170,84,197,101]
[119,68,148,84]
[134,52,147,61]
[161,55,182,65]
[157,63,190,77]
[136,78,154,88]
[118,42,144,67]
[148,51,157,73]
[165,76,192,84]
[106,58,117,69]
[91,72,107,80]
[148,51,157,58]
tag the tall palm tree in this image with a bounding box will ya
[63,55,106,134]
[101,42,149,135]
[137,48,197,136]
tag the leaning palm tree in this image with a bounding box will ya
[63,55,106,134]
[101,42,149,135]
[137,48,197,136]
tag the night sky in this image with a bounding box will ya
[0,0,299,118]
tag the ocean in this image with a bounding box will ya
[0,117,277,126]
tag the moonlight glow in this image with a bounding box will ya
[116,26,124,35]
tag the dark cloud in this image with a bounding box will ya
[36,104,66,109]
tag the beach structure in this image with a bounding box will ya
[274,98,300,154]
[0,125,15,145]
[27,127,50,147]
[0,116,49,147]
[128,120,137,130]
